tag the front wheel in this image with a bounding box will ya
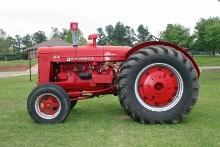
[27,84,71,123]
[118,45,199,124]
[71,100,77,109]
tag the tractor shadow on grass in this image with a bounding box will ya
[66,96,200,125]
[67,97,134,124]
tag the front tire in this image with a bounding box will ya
[118,45,199,124]
[71,100,77,109]
[27,84,71,123]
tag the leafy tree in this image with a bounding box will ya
[13,35,23,52]
[0,29,13,55]
[32,31,47,44]
[0,39,12,55]
[50,26,87,46]
[51,27,68,40]
[97,27,108,45]
[97,22,138,46]
[78,34,87,46]
[124,26,136,45]
[194,17,220,54]
[7,37,16,53]
[59,28,69,40]
[105,25,114,42]
[51,27,60,39]
[0,29,6,38]
[22,34,33,49]
[160,24,191,47]
[112,22,127,45]
[64,30,72,43]
[137,24,150,42]
[64,29,87,46]
[204,23,220,56]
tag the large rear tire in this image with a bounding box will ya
[118,45,199,124]
[27,84,71,123]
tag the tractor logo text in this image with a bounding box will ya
[66,57,95,61]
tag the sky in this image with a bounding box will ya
[0,0,219,38]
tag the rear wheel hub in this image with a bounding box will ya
[135,63,183,112]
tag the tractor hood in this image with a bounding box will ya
[38,45,131,62]
[103,46,131,61]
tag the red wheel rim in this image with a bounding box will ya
[35,93,61,119]
[135,63,183,111]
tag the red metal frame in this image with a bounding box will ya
[68,85,116,100]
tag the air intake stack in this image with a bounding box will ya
[70,22,78,47]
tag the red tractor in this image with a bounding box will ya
[27,22,200,124]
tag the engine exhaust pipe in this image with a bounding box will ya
[70,22,79,47]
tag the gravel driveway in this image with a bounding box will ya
[0,64,38,78]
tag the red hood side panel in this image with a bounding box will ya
[103,46,131,61]
[38,46,131,62]
[38,46,104,62]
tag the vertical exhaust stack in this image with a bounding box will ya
[70,22,79,47]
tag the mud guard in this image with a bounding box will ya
[125,41,200,77]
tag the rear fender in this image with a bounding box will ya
[125,41,200,77]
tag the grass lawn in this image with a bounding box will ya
[194,56,220,66]
[0,71,220,147]
[0,60,37,71]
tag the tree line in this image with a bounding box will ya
[0,30,47,55]
[0,16,219,56]
[0,28,87,55]
[97,16,220,56]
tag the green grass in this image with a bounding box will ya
[194,56,220,66]
[0,72,220,147]
[0,59,37,68]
